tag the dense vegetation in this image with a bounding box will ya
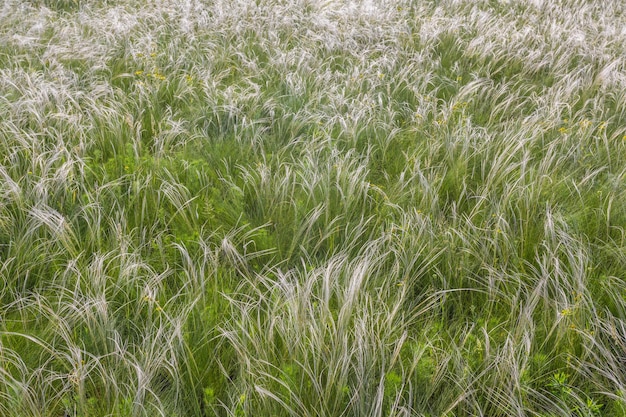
[1,0,626,415]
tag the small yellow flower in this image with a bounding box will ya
[150,52,157,58]
[68,371,80,385]
[558,127,568,134]
[377,72,385,79]
[560,308,572,317]
[134,70,144,76]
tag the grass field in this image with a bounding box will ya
[1,0,626,415]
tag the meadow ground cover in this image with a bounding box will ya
[1,0,626,415]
